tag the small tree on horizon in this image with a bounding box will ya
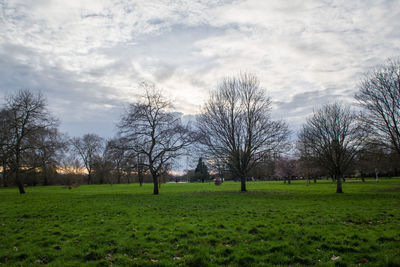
[70,133,104,185]
[194,157,210,183]
[274,157,296,184]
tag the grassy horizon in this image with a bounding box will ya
[0,179,399,266]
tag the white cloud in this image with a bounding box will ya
[0,0,399,139]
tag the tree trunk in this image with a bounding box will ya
[15,169,25,194]
[313,177,317,183]
[15,150,25,194]
[288,177,291,184]
[17,182,25,194]
[43,165,49,186]
[153,176,159,195]
[336,175,343,193]
[361,176,365,182]
[2,164,8,187]
[87,173,91,185]
[139,173,143,187]
[117,172,121,184]
[240,177,246,192]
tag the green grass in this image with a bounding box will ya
[0,179,399,266]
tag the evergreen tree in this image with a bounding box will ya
[194,157,210,183]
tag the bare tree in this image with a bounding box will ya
[274,157,296,184]
[1,90,57,193]
[59,155,83,186]
[32,128,67,185]
[296,133,323,184]
[0,109,12,187]
[355,59,400,154]
[118,83,196,194]
[197,73,289,192]
[298,103,366,193]
[92,152,113,184]
[105,137,129,184]
[70,133,104,184]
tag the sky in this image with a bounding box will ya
[1,0,400,139]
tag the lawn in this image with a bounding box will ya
[0,179,399,266]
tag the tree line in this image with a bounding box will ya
[1,59,399,194]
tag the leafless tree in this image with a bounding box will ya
[274,157,296,184]
[1,90,57,193]
[298,103,366,193]
[32,128,67,185]
[104,137,130,184]
[59,155,83,186]
[197,73,289,192]
[70,133,104,184]
[118,83,196,194]
[296,133,323,184]
[355,59,400,155]
[0,109,12,187]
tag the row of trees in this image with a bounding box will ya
[1,59,399,194]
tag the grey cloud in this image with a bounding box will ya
[1,0,400,143]
[147,18,164,25]
[154,63,176,82]
[0,43,125,138]
[272,87,353,134]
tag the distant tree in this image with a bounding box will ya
[197,73,289,192]
[194,157,210,183]
[208,157,228,181]
[118,82,197,194]
[33,128,67,185]
[92,150,113,184]
[59,155,83,186]
[71,134,104,184]
[298,103,366,193]
[355,59,400,155]
[274,157,296,184]
[105,137,129,184]
[296,134,323,184]
[1,90,57,193]
[0,109,12,187]
[135,153,146,186]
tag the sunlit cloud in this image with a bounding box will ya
[0,0,399,138]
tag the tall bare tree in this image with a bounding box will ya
[1,90,57,193]
[118,83,196,194]
[355,59,400,154]
[71,133,104,184]
[298,103,366,193]
[197,73,289,192]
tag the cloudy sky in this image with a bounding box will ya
[1,0,399,139]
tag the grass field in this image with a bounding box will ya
[0,179,399,266]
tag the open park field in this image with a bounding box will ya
[0,179,399,266]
